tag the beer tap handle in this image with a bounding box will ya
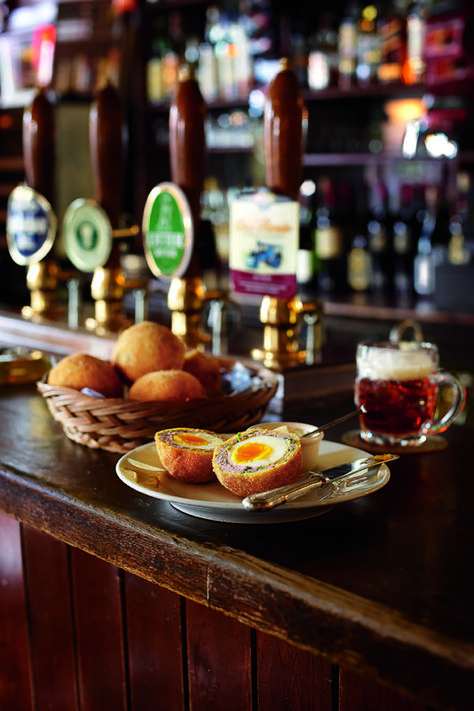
[89,82,123,239]
[169,64,206,278]
[264,58,306,201]
[88,82,128,332]
[23,89,56,204]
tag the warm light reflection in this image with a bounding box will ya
[384,98,426,125]
[424,132,458,159]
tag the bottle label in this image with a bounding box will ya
[314,225,344,259]
[229,189,298,300]
[348,248,371,291]
[63,199,113,272]
[7,185,56,266]
[142,182,193,280]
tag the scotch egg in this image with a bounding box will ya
[212,429,302,497]
[246,421,324,472]
[155,428,226,483]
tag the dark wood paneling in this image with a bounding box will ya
[70,548,127,711]
[125,572,185,711]
[186,599,252,711]
[256,630,333,711]
[22,525,79,711]
[340,668,427,711]
[0,514,34,711]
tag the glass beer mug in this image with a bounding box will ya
[355,336,466,447]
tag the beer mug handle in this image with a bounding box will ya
[429,372,467,434]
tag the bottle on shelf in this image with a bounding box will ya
[377,0,407,84]
[403,0,427,85]
[291,20,309,89]
[448,171,471,266]
[199,5,220,101]
[338,1,360,89]
[161,12,184,99]
[392,183,419,298]
[297,180,316,289]
[307,11,339,90]
[356,4,381,86]
[367,179,392,294]
[312,176,346,293]
[147,16,167,104]
[414,184,451,296]
[347,181,372,292]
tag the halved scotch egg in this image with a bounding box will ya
[212,429,302,497]
[155,428,226,483]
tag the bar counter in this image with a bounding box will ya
[1,375,474,710]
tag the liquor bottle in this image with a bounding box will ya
[347,181,372,292]
[297,181,316,289]
[356,4,381,86]
[377,0,407,84]
[414,184,451,296]
[308,11,339,90]
[448,171,471,266]
[313,177,346,293]
[367,180,392,293]
[199,5,220,101]
[338,2,360,89]
[147,16,167,104]
[403,0,427,85]
[392,183,418,298]
[291,20,308,89]
[161,11,184,99]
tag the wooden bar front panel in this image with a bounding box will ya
[125,572,185,710]
[0,515,430,710]
[0,516,34,711]
[186,599,252,711]
[22,526,79,711]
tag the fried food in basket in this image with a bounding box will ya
[129,369,208,402]
[47,353,124,398]
[183,349,222,397]
[112,321,185,383]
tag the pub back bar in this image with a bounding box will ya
[2,0,474,708]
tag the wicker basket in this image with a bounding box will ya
[37,357,279,454]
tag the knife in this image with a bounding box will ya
[242,454,398,511]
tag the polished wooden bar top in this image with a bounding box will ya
[1,382,473,711]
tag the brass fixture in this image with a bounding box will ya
[252,296,324,369]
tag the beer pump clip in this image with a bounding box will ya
[143,63,209,349]
[7,88,59,320]
[142,180,205,345]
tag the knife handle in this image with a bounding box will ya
[242,474,327,511]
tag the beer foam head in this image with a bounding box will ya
[357,342,437,380]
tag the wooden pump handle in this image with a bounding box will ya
[264,60,306,201]
[89,83,124,230]
[23,89,56,204]
[169,66,207,277]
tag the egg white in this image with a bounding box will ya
[229,434,289,467]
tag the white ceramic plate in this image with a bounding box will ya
[116,440,391,524]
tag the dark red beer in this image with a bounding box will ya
[356,376,437,440]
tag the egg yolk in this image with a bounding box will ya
[174,433,209,447]
[232,441,273,464]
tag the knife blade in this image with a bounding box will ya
[242,454,398,511]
